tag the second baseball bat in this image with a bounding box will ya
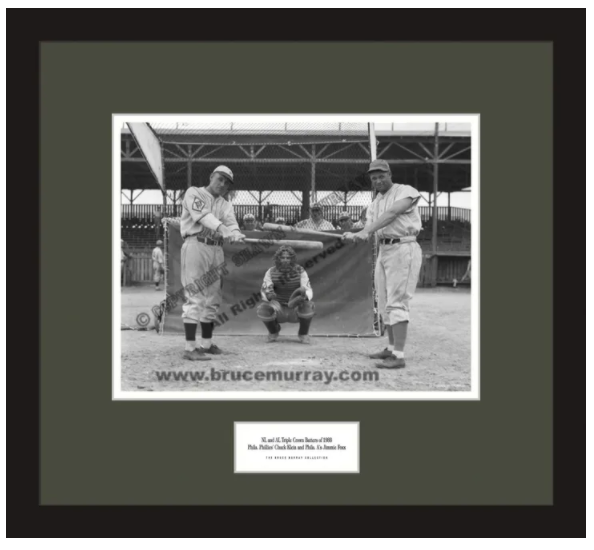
[242,238,323,250]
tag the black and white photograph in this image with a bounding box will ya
[114,115,478,399]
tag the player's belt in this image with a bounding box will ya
[185,235,224,246]
[379,236,417,245]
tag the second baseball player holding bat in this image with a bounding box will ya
[343,159,423,369]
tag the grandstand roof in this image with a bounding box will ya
[121,124,471,194]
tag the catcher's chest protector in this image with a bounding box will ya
[271,267,302,304]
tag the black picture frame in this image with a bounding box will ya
[9,11,583,537]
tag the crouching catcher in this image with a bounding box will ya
[256,245,315,344]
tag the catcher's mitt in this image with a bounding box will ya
[288,287,307,309]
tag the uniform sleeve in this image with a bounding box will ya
[323,221,335,231]
[300,269,313,300]
[183,187,213,223]
[396,186,421,212]
[221,201,241,232]
[260,269,274,301]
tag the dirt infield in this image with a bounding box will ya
[120,285,471,393]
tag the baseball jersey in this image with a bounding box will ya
[261,265,314,305]
[367,184,422,239]
[295,218,335,231]
[180,186,240,239]
[152,247,163,264]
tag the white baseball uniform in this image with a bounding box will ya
[368,183,423,325]
[180,186,239,324]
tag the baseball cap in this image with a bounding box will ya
[367,159,391,173]
[338,211,351,221]
[275,217,286,224]
[213,165,234,183]
[311,203,322,211]
[243,213,255,221]
[156,240,163,245]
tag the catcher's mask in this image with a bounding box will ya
[274,245,297,272]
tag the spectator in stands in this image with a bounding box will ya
[295,203,335,231]
[263,202,273,221]
[153,207,162,239]
[152,240,165,291]
[242,213,258,231]
[353,207,367,229]
[337,211,354,232]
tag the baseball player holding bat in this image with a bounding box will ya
[256,245,315,344]
[179,165,245,361]
[343,159,423,369]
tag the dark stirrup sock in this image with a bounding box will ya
[184,323,198,342]
[200,321,214,339]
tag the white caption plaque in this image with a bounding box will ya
[234,422,359,474]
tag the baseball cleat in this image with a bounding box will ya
[375,356,406,369]
[267,332,279,343]
[183,349,212,362]
[298,335,311,344]
[368,348,394,359]
[201,344,223,355]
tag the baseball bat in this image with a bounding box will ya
[241,238,323,250]
[262,223,343,240]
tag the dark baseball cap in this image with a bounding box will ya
[311,203,322,211]
[367,159,391,173]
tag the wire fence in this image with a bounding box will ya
[121,121,472,332]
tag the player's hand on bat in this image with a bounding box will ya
[351,230,370,243]
[342,231,369,243]
[228,231,246,244]
[218,225,245,244]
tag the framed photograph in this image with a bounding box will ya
[114,114,479,400]
[13,17,582,536]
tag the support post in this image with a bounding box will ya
[258,191,263,222]
[369,123,377,160]
[311,144,316,204]
[431,123,440,287]
[187,159,192,188]
[302,183,310,220]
